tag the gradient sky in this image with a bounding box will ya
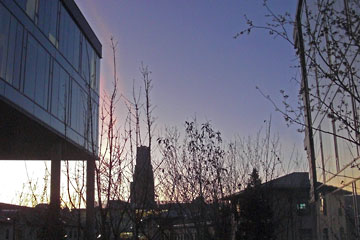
[0,0,306,204]
[78,0,301,137]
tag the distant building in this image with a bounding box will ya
[131,146,155,209]
[0,202,84,240]
[226,172,356,240]
[316,185,353,240]
[94,200,133,240]
[148,195,232,240]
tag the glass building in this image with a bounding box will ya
[0,0,101,160]
[295,0,359,239]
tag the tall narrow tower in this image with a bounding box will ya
[130,146,155,209]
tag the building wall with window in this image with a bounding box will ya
[0,221,13,240]
[227,172,355,240]
[0,0,101,158]
[227,172,316,240]
[295,0,360,239]
[316,188,350,240]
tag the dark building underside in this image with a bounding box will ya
[0,98,95,160]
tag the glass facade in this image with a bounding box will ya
[24,34,51,109]
[51,60,69,122]
[59,3,80,70]
[0,9,24,89]
[296,0,360,239]
[71,80,86,137]
[0,0,101,155]
[38,0,58,46]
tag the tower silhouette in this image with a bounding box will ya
[130,146,155,209]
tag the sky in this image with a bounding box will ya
[0,0,306,204]
[78,0,300,136]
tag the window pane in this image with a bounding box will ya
[12,22,24,89]
[15,0,26,10]
[73,27,80,71]
[37,0,47,33]
[0,5,10,80]
[24,35,37,100]
[68,20,74,65]
[59,67,68,121]
[89,47,96,89]
[51,61,68,121]
[48,0,58,46]
[59,3,80,70]
[3,15,24,89]
[26,0,37,21]
[70,81,79,132]
[95,55,100,92]
[34,46,50,109]
[91,99,98,146]
[38,0,59,45]
[51,61,60,117]
[24,34,50,107]
[71,80,87,135]
[81,38,90,83]
[5,16,17,84]
[59,4,67,54]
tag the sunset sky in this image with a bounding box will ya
[0,0,306,204]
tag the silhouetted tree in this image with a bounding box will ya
[235,168,274,240]
[158,120,230,240]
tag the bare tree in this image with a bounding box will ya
[15,162,50,207]
[236,0,359,147]
[236,1,360,239]
[157,120,233,240]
